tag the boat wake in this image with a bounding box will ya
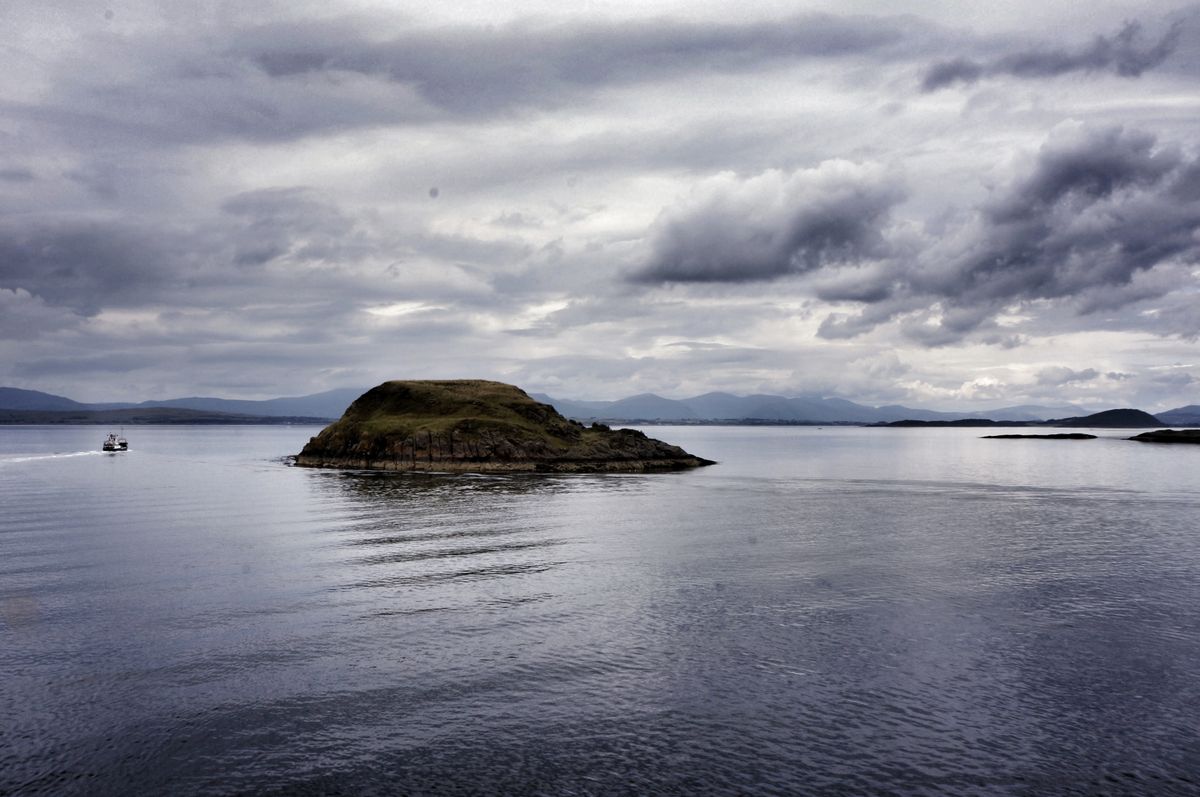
[0,451,105,465]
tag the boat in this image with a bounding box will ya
[102,433,128,452]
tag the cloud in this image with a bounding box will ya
[630,162,906,283]
[817,124,1200,344]
[238,13,924,116]
[0,183,525,326]
[944,125,1195,299]
[920,58,986,91]
[0,220,181,314]
[0,168,35,183]
[4,3,1200,409]
[1036,366,1100,386]
[0,288,79,340]
[0,11,943,153]
[985,126,1177,221]
[922,20,1181,90]
[1150,369,1195,388]
[221,187,359,266]
[626,123,1199,350]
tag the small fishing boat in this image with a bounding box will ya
[102,433,128,452]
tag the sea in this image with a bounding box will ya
[1,424,1198,796]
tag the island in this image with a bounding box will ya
[982,433,1097,440]
[1128,429,1200,445]
[294,380,716,473]
[1046,408,1163,428]
[884,408,1164,429]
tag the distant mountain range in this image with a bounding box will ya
[1158,405,1200,425]
[529,391,1094,424]
[1,385,1196,426]
[0,386,362,422]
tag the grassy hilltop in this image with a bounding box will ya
[295,380,714,473]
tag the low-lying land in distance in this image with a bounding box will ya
[2,386,1197,428]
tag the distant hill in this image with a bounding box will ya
[681,392,762,419]
[883,419,1020,428]
[979,404,1089,422]
[1049,409,1163,428]
[0,386,362,420]
[0,408,329,425]
[1158,405,1200,425]
[0,387,89,412]
[528,393,611,419]
[133,387,363,419]
[533,391,967,423]
[601,393,698,421]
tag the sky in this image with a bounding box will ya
[3,1,1200,410]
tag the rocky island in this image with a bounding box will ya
[295,380,716,473]
[982,433,1097,440]
[1129,429,1200,444]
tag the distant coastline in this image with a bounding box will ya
[2,385,1197,427]
[0,408,330,425]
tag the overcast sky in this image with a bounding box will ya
[3,1,1200,409]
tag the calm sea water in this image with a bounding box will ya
[2,424,1199,795]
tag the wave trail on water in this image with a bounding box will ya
[0,450,104,465]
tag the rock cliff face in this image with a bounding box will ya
[294,380,715,473]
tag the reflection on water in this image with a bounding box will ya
[2,425,1200,795]
[306,469,622,596]
[312,466,654,502]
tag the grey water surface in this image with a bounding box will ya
[2,425,1199,795]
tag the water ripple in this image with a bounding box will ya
[4,425,1200,795]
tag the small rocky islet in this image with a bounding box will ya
[295,379,715,473]
[982,433,1097,440]
[1129,429,1200,444]
[981,429,1200,443]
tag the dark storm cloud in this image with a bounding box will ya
[0,220,181,314]
[814,125,1200,343]
[0,183,524,325]
[985,126,1177,221]
[0,210,351,317]
[0,289,77,340]
[636,125,1200,345]
[922,20,1181,90]
[630,163,906,283]
[925,126,1188,301]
